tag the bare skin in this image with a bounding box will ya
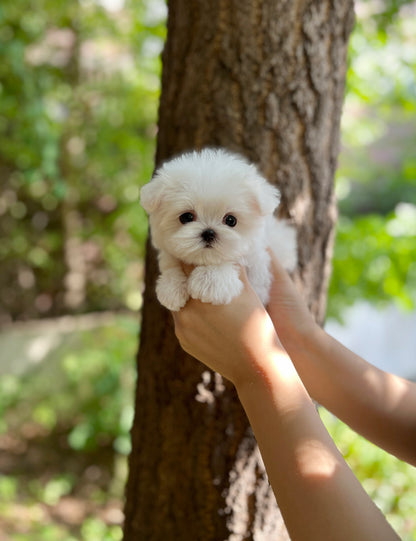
[266,253,416,467]
[172,256,415,540]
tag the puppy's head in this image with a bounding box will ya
[140,148,280,265]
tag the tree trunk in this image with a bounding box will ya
[123,1,354,539]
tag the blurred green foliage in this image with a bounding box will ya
[329,208,416,317]
[0,313,137,540]
[0,314,137,453]
[329,1,416,319]
[0,0,165,322]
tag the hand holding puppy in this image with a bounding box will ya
[172,266,289,389]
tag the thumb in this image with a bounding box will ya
[238,265,250,286]
[268,249,296,290]
[180,262,195,277]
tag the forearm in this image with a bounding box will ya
[283,325,416,465]
[236,348,399,541]
[172,274,401,538]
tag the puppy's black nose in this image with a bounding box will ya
[201,228,216,244]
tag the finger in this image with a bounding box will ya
[171,311,181,334]
[238,265,249,283]
[267,249,293,286]
[180,263,195,277]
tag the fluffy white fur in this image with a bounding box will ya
[140,148,297,311]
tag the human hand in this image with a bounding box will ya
[172,267,287,389]
[266,252,318,351]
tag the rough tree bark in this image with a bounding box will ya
[123,1,355,539]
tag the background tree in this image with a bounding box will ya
[123,1,355,539]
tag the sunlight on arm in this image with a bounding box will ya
[241,307,300,386]
[364,367,413,412]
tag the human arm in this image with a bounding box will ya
[266,253,416,466]
[172,274,399,541]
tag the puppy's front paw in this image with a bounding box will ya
[188,265,243,305]
[156,269,189,311]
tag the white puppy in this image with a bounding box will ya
[140,148,297,311]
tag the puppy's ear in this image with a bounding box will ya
[249,175,281,216]
[140,177,165,214]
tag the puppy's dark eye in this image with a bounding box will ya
[224,214,237,227]
[179,212,195,224]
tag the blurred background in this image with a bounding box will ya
[0,0,415,539]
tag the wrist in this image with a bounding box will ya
[235,345,307,413]
[278,316,322,360]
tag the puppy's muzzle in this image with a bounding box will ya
[201,228,216,246]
